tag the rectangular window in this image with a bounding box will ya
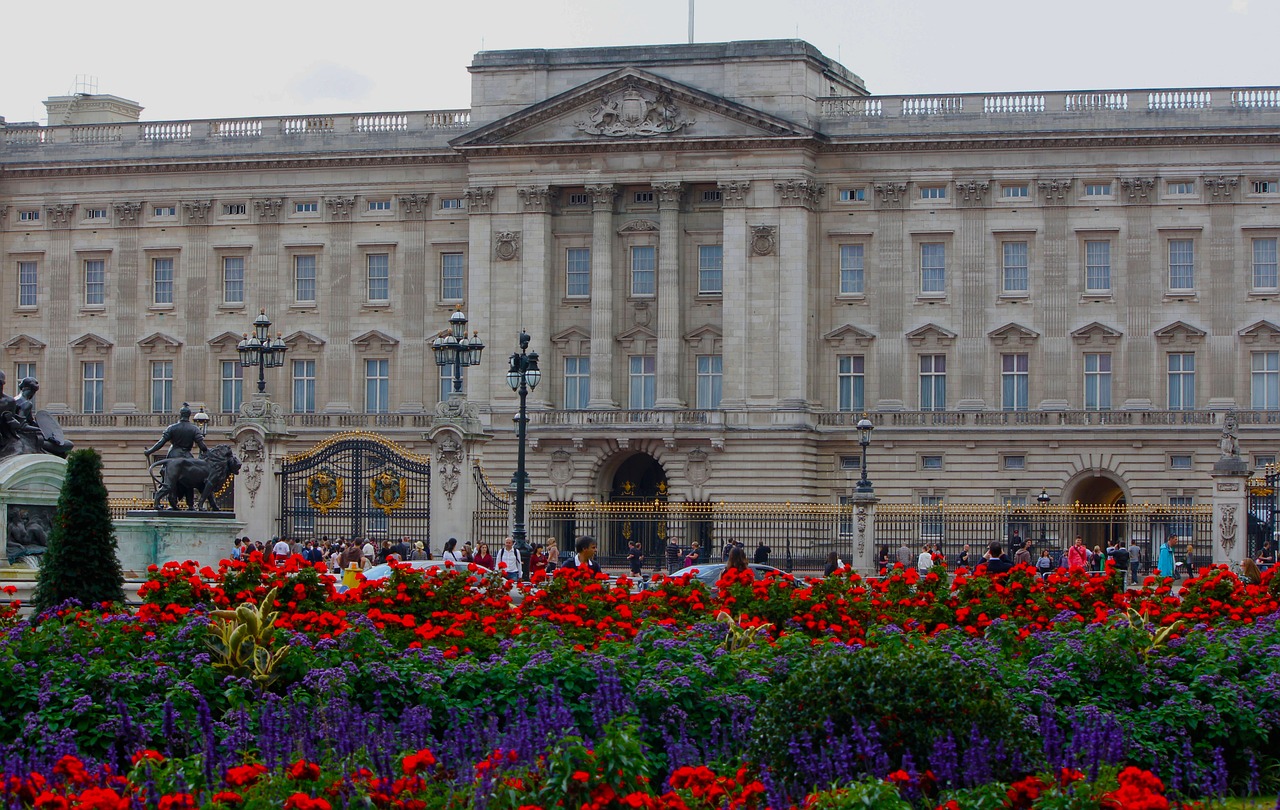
[1170,496,1194,540]
[438,362,463,401]
[294,255,317,302]
[1085,240,1111,292]
[222,203,246,216]
[698,245,723,294]
[633,191,654,203]
[567,193,589,207]
[1084,352,1112,410]
[838,494,856,538]
[1002,184,1029,198]
[152,257,174,305]
[920,185,947,200]
[630,245,656,296]
[1167,353,1195,410]
[292,359,316,413]
[1167,181,1195,195]
[82,361,105,414]
[920,242,946,293]
[1001,353,1029,411]
[838,188,866,202]
[220,360,243,414]
[921,455,944,471]
[1168,239,1194,290]
[368,199,391,211]
[701,190,722,203]
[1084,183,1112,197]
[440,253,464,300]
[696,355,723,409]
[150,360,173,414]
[1252,350,1280,410]
[440,198,462,210]
[837,355,865,413]
[921,495,944,540]
[1253,238,1278,289]
[1255,454,1276,470]
[366,253,390,302]
[839,455,861,471]
[839,244,865,295]
[153,206,176,217]
[1003,455,1026,471]
[566,248,591,297]
[15,363,36,382]
[17,261,37,307]
[564,356,590,409]
[222,256,245,304]
[1002,241,1028,293]
[84,259,105,305]
[294,202,318,213]
[919,354,946,411]
[1253,180,1278,194]
[364,358,390,413]
[85,208,107,220]
[628,355,656,409]
[18,210,39,222]
[1169,454,1193,470]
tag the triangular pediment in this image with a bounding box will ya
[452,68,818,150]
[351,329,400,351]
[1239,319,1280,344]
[550,325,591,355]
[283,330,326,350]
[1070,322,1124,345]
[137,332,183,352]
[987,322,1040,347]
[823,324,876,348]
[615,324,658,353]
[3,334,46,353]
[905,323,958,346]
[206,331,244,350]
[1153,320,1207,344]
[683,324,723,352]
[69,332,113,351]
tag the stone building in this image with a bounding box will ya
[1,40,1278,533]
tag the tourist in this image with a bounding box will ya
[683,541,701,569]
[980,542,1014,574]
[1183,539,1195,578]
[957,543,970,569]
[666,538,683,572]
[1013,540,1032,568]
[726,545,749,572]
[272,536,291,559]
[473,542,495,570]
[877,546,891,571]
[391,536,412,560]
[341,541,362,570]
[565,535,602,575]
[1035,549,1054,581]
[494,536,522,580]
[1127,539,1142,583]
[918,544,934,573]
[230,538,243,561]
[754,540,772,565]
[1110,542,1131,585]
[409,541,428,561]
[626,541,643,575]
[529,544,549,576]
[361,538,376,566]
[1157,537,1177,579]
[1066,537,1089,570]
[441,537,462,565]
[461,542,474,563]
[823,551,841,577]
[896,541,913,569]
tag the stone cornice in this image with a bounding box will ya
[0,152,465,180]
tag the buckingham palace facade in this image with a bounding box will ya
[1,39,1279,514]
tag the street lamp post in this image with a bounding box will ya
[855,417,875,494]
[431,309,485,399]
[1037,487,1051,547]
[237,309,288,396]
[506,332,541,573]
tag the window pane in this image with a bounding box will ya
[839,245,865,295]
[566,248,591,297]
[696,354,722,409]
[150,361,173,413]
[1253,238,1278,288]
[1253,351,1280,409]
[85,260,105,305]
[698,245,723,294]
[564,356,590,409]
[365,358,389,413]
[1168,239,1194,290]
[223,257,245,304]
[294,255,316,302]
[1002,242,1028,292]
[441,253,464,300]
[1001,353,1028,411]
[1085,241,1111,291]
[292,359,316,413]
[837,355,864,412]
[82,362,105,413]
[17,261,38,307]
[630,246,656,296]
[921,243,946,293]
[629,355,655,409]
[153,258,174,305]
[220,360,244,413]
[367,253,389,301]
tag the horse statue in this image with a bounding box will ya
[149,445,241,511]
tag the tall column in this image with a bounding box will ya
[654,182,685,408]
[465,187,497,407]
[872,184,907,409]
[1038,182,1070,409]
[397,193,432,413]
[775,180,823,409]
[586,184,618,409]
[1210,418,1250,567]
[113,201,143,413]
[1122,179,1155,409]
[1205,177,1240,408]
[955,181,990,410]
[323,197,356,412]
[718,181,751,409]
[44,205,75,411]
[519,186,554,409]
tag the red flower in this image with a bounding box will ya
[211,792,243,806]
[401,748,437,775]
[225,763,268,788]
[130,749,166,767]
[283,794,333,810]
[287,759,322,781]
[158,794,197,810]
[71,787,130,810]
[572,770,592,782]
[33,794,69,810]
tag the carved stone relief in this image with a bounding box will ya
[750,225,777,256]
[1204,175,1239,202]
[686,449,709,485]
[436,433,463,508]
[1037,179,1072,203]
[464,187,495,213]
[237,434,265,507]
[1218,504,1238,552]
[45,204,76,226]
[653,182,684,208]
[399,194,432,217]
[856,505,868,556]
[182,200,212,225]
[955,180,990,206]
[717,180,750,208]
[518,186,552,213]
[254,198,284,222]
[548,450,573,485]
[112,201,143,224]
[586,184,618,209]
[774,179,824,209]
[325,197,356,219]
[494,231,520,261]
[873,183,908,208]
[1120,178,1155,201]
[574,85,693,137]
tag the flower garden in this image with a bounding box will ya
[1,555,1278,809]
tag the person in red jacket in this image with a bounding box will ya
[1066,536,1090,569]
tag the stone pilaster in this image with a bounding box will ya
[115,203,142,413]
[1122,198,1153,409]
[521,186,554,409]
[231,400,294,542]
[1207,199,1238,408]
[426,421,491,552]
[873,186,906,409]
[1039,203,1070,409]
[398,194,431,413]
[323,197,355,413]
[717,180,750,409]
[586,184,618,409]
[774,179,822,409]
[1210,461,1250,567]
[654,182,684,408]
[955,182,989,410]
[465,187,496,407]
[851,492,880,573]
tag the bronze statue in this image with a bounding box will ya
[143,402,209,462]
[0,374,73,460]
[145,403,239,510]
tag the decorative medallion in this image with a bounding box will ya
[238,434,265,507]
[686,449,710,486]
[750,225,777,256]
[494,230,520,261]
[306,469,343,514]
[1218,504,1238,552]
[548,450,573,485]
[575,86,694,137]
[436,434,463,508]
[370,471,408,515]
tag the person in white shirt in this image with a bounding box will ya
[272,537,291,558]
[361,539,375,563]
[441,537,462,564]
[494,536,523,580]
[918,544,934,572]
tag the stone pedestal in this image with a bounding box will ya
[230,395,294,542]
[426,397,491,549]
[0,454,67,568]
[851,491,880,574]
[115,511,245,575]
[1210,458,1251,567]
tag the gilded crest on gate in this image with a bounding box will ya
[370,472,408,515]
[306,469,343,514]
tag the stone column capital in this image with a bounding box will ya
[586,184,618,210]
[654,182,685,209]
[774,179,824,209]
[464,187,495,214]
[718,180,751,208]
[518,186,554,213]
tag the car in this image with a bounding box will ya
[337,559,526,602]
[643,562,791,591]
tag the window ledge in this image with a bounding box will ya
[1080,293,1113,302]
[436,300,464,309]
[14,306,39,313]
[562,296,591,305]
[218,303,246,311]
[79,305,106,314]
[915,294,948,304]
[835,293,866,302]
[363,301,391,309]
[696,292,723,300]
[997,292,1030,301]
[148,304,176,312]
[1248,291,1278,301]
[1162,292,1198,302]
[290,302,318,311]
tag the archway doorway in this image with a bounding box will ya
[599,452,670,567]
[1067,473,1127,551]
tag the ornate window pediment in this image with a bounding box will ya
[1153,320,1207,345]
[615,324,657,354]
[283,330,327,351]
[823,324,876,349]
[683,324,723,354]
[905,323,958,348]
[3,334,46,355]
[351,329,400,353]
[1070,321,1124,346]
[1239,319,1280,345]
[137,332,183,354]
[617,219,659,234]
[206,331,243,351]
[550,326,591,356]
[987,322,1040,348]
[69,333,113,355]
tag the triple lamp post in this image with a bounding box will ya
[236,310,289,396]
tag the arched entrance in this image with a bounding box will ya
[597,452,669,565]
[1066,472,1128,550]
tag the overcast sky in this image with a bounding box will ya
[2,0,1275,124]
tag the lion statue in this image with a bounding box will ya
[149,445,242,511]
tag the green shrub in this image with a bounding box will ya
[33,449,124,612]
